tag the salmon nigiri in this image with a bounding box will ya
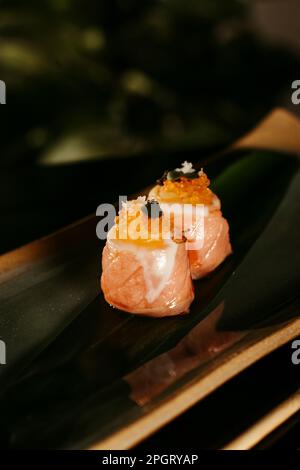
[101,197,194,317]
[149,162,232,279]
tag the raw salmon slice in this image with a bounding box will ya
[188,210,232,279]
[101,238,194,317]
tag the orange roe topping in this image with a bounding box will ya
[113,203,169,247]
[158,170,213,205]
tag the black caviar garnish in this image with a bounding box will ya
[167,169,182,181]
[167,169,199,181]
[184,171,199,180]
[142,200,163,218]
[157,166,199,185]
[156,170,169,186]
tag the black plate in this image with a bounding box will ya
[0,147,300,449]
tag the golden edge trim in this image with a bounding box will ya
[223,388,300,450]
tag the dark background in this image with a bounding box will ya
[1,0,300,254]
[1,0,300,450]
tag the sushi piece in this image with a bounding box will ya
[188,212,231,279]
[149,162,232,279]
[101,197,194,317]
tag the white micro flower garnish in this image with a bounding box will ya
[175,161,194,174]
[121,196,146,216]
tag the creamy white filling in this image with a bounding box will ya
[107,236,178,304]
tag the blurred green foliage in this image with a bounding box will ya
[0,0,298,166]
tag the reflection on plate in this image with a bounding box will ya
[0,147,300,449]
